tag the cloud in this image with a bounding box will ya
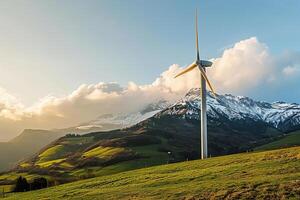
[0,79,185,141]
[155,37,276,95]
[208,37,274,93]
[282,65,300,76]
[0,37,299,141]
[0,87,25,120]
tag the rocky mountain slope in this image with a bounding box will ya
[165,88,300,132]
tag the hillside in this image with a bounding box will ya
[255,130,300,151]
[6,147,300,200]
[8,113,281,182]
[0,100,168,173]
[0,130,65,172]
[5,89,296,183]
[3,89,300,186]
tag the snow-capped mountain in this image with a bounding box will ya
[159,88,300,132]
[76,88,300,133]
[76,100,171,130]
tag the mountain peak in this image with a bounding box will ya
[159,88,300,132]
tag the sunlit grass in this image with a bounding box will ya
[59,161,73,168]
[83,146,126,159]
[36,158,66,168]
[19,163,31,168]
[38,145,65,163]
[6,146,300,200]
[0,185,12,193]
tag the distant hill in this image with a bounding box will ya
[9,129,64,148]
[255,130,300,151]
[6,147,300,200]
[0,129,65,172]
[0,100,169,173]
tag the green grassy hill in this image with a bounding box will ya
[6,146,300,200]
[9,130,176,183]
[255,130,300,151]
[4,114,283,184]
[0,126,109,173]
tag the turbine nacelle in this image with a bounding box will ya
[197,60,213,68]
[174,60,216,98]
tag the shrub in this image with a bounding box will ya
[30,177,48,190]
[13,176,29,192]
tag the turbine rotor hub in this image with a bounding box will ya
[197,60,213,68]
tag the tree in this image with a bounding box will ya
[13,176,29,192]
[30,177,48,190]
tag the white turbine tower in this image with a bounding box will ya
[174,10,216,160]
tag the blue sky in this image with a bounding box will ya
[0,0,299,105]
[1,0,300,140]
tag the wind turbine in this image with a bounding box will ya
[174,10,216,160]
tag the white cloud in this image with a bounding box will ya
[208,37,273,93]
[0,79,186,141]
[0,37,299,141]
[0,87,25,120]
[282,65,300,76]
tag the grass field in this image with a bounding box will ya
[0,185,12,193]
[0,173,42,182]
[5,146,300,200]
[83,146,127,159]
[38,145,66,162]
[255,130,300,151]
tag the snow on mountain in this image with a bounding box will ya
[159,88,300,132]
[76,100,171,130]
[76,88,300,133]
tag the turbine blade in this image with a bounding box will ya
[196,9,200,61]
[174,63,197,78]
[199,67,217,98]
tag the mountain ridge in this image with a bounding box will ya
[2,88,300,185]
[162,88,300,132]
